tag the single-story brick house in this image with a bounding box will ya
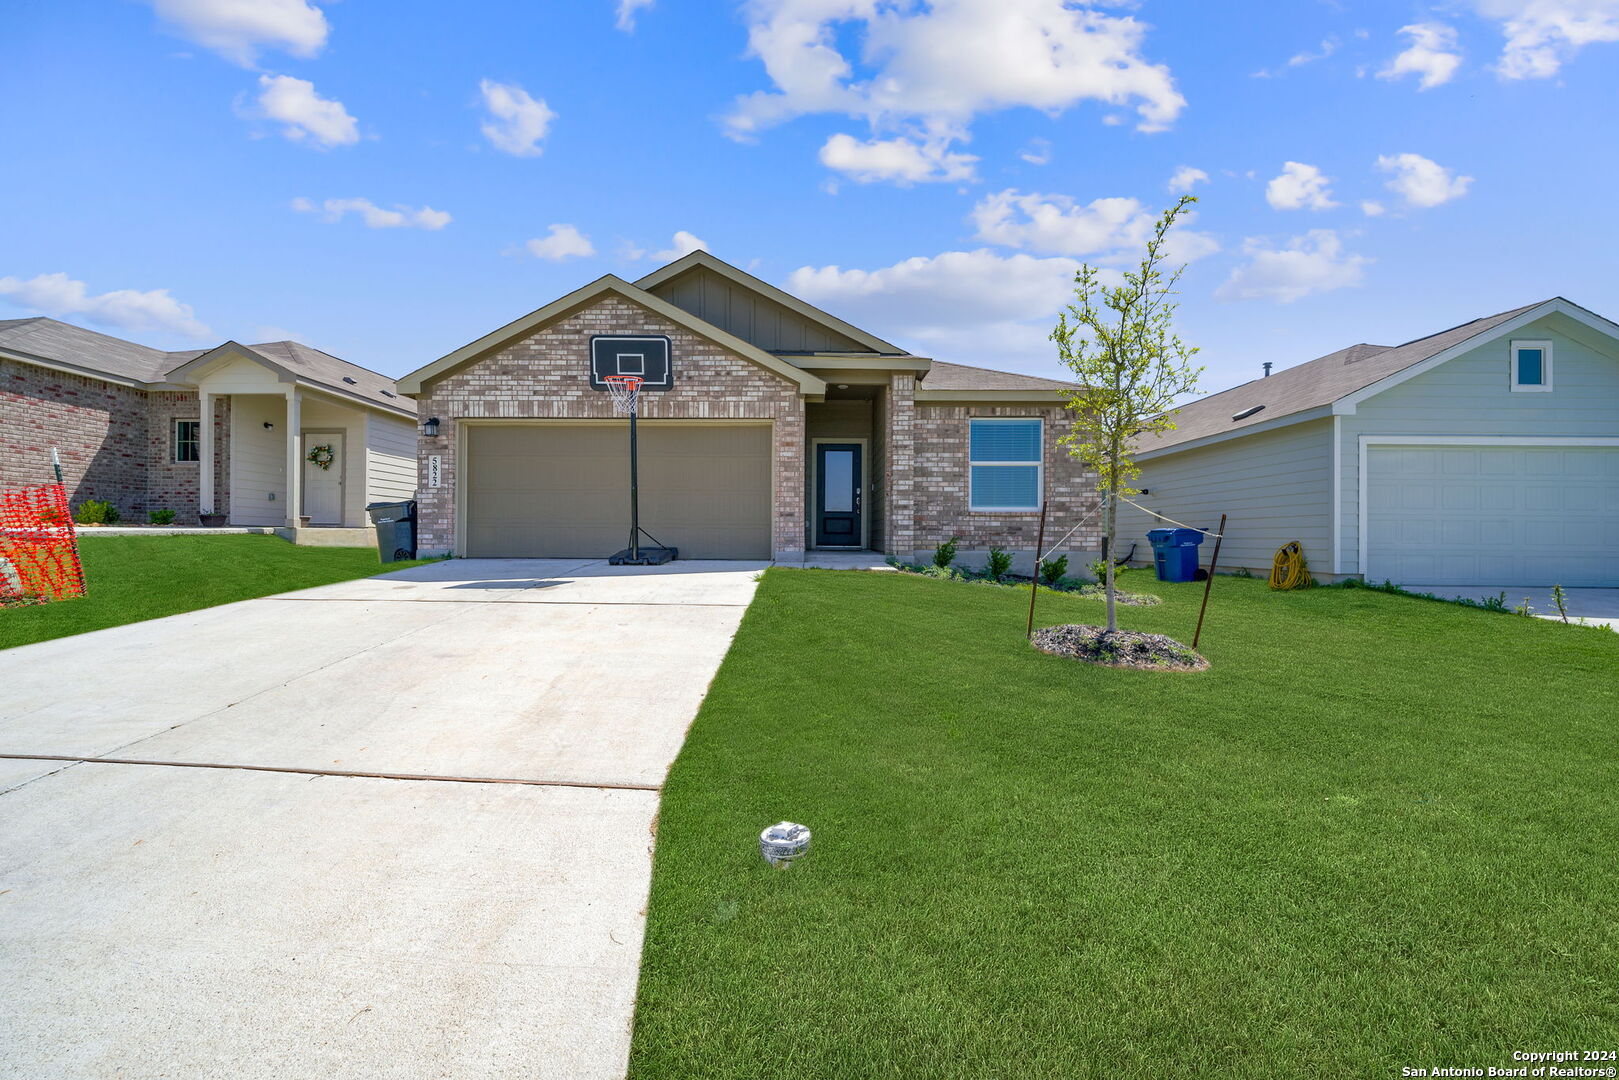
[398,251,1100,566]
[0,317,417,528]
[1118,297,1619,587]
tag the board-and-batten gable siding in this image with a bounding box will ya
[646,265,869,354]
[228,394,288,525]
[1123,417,1334,572]
[366,412,418,503]
[1336,314,1619,574]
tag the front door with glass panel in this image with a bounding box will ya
[815,443,862,547]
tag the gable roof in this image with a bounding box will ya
[635,250,905,356]
[1137,298,1590,457]
[164,340,413,416]
[396,273,826,396]
[0,315,410,415]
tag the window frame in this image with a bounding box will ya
[967,417,1044,513]
[172,418,202,463]
[1509,339,1553,393]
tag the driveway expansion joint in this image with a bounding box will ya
[0,753,663,792]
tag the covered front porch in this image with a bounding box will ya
[166,341,419,535]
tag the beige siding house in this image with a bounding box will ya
[0,319,416,536]
[1120,298,1619,587]
[399,251,1101,568]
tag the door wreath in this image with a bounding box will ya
[306,444,336,471]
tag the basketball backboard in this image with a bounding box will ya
[590,335,673,391]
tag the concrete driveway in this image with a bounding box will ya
[1400,584,1619,629]
[0,558,765,1079]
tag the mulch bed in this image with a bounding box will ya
[1031,624,1208,672]
[1064,584,1162,606]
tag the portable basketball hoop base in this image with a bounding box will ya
[603,375,678,566]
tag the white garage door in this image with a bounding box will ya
[463,423,773,559]
[1365,444,1619,586]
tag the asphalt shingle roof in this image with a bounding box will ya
[0,317,409,415]
[1139,300,1550,453]
[920,359,1071,392]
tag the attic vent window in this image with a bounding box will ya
[342,376,357,385]
[1231,404,1266,422]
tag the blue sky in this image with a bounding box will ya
[4,0,1617,397]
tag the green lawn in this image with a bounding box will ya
[0,535,433,651]
[631,569,1619,1079]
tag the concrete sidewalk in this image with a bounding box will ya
[1399,584,1619,629]
[0,559,766,1079]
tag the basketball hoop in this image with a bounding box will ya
[603,374,643,415]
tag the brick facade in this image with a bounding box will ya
[413,294,806,556]
[906,402,1102,569]
[0,357,232,523]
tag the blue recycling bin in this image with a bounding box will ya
[1146,527,1204,583]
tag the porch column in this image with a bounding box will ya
[285,389,302,528]
[198,390,214,516]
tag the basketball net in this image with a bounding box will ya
[604,374,643,415]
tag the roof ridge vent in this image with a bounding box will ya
[1231,404,1265,422]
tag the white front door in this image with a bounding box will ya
[301,433,345,525]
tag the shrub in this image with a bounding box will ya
[148,509,176,525]
[986,547,1013,582]
[74,499,120,525]
[932,536,960,569]
[1087,557,1126,583]
[1039,554,1068,586]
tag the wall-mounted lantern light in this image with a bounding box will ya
[422,416,441,438]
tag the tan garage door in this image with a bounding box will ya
[464,423,772,559]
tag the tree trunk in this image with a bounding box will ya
[1103,489,1118,633]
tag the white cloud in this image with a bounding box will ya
[616,0,655,31]
[651,230,708,261]
[818,133,977,183]
[479,79,555,157]
[970,189,1219,264]
[1019,138,1052,166]
[1476,0,1619,78]
[1361,199,1386,216]
[1215,230,1370,304]
[1379,23,1463,89]
[292,196,450,230]
[1376,152,1473,207]
[1167,165,1208,193]
[1289,37,1340,67]
[256,74,358,147]
[0,272,212,340]
[1265,161,1338,211]
[724,0,1184,180]
[148,0,327,66]
[787,248,1084,367]
[525,224,597,260]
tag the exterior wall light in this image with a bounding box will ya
[422,417,441,437]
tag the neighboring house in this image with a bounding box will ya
[399,251,1098,566]
[1119,298,1619,587]
[0,318,417,528]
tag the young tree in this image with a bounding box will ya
[1051,196,1202,633]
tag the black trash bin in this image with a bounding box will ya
[366,500,417,563]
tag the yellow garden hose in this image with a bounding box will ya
[1269,541,1314,590]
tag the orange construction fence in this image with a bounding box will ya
[0,482,86,605]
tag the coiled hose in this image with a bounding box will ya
[1269,541,1313,590]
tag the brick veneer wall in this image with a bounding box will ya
[908,403,1102,568]
[144,392,231,524]
[882,374,917,555]
[0,357,232,522]
[412,294,807,556]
